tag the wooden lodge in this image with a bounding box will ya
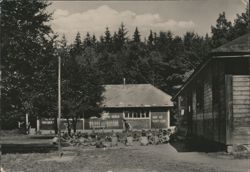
[39,84,173,133]
[172,34,250,147]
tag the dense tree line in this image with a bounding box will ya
[0,0,248,130]
[65,4,249,95]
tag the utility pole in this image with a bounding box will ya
[58,55,62,157]
[0,70,2,171]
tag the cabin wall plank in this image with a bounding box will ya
[225,75,233,144]
[231,75,250,144]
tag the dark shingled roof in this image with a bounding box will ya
[102,84,173,108]
[212,33,250,53]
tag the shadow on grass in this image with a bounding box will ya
[29,135,55,139]
[1,143,58,154]
[170,137,226,153]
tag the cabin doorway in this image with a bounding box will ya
[187,92,193,136]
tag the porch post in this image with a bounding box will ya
[149,110,152,129]
[167,109,170,128]
[36,117,40,132]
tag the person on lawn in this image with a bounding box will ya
[123,119,132,133]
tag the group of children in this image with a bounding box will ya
[125,129,172,146]
[52,127,172,148]
[145,129,171,145]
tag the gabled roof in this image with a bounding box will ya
[212,33,250,53]
[172,34,250,100]
[102,84,173,108]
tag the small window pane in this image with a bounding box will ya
[125,112,128,118]
[135,112,140,118]
[129,112,133,118]
[141,111,145,118]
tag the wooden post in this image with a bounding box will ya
[26,113,29,128]
[225,75,233,145]
[177,96,181,117]
[58,55,62,157]
[82,118,85,131]
[149,110,152,129]
[36,117,40,132]
[26,113,29,134]
[167,109,170,128]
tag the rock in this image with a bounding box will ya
[52,137,58,145]
[154,136,159,145]
[79,138,85,143]
[96,141,103,148]
[126,136,133,146]
[111,136,118,147]
[140,136,148,146]
[233,145,250,153]
[103,142,110,147]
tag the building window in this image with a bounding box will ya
[89,120,119,128]
[89,120,101,128]
[129,112,133,118]
[111,114,120,119]
[134,111,140,118]
[141,112,145,118]
[124,109,150,119]
[106,120,119,127]
[125,112,129,118]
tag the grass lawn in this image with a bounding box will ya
[1,142,249,172]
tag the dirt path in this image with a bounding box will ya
[128,144,250,172]
[1,143,249,172]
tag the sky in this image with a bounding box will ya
[48,0,247,43]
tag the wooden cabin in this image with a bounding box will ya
[172,34,250,148]
[39,84,173,133]
[84,84,173,131]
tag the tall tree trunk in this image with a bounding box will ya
[66,118,71,136]
[72,117,77,133]
[54,117,58,134]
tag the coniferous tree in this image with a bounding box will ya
[211,12,233,48]
[70,32,82,57]
[83,32,92,48]
[1,0,56,129]
[112,31,119,51]
[104,27,112,44]
[116,23,128,50]
[148,30,154,47]
[133,27,141,42]
[230,4,249,39]
[63,34,104,134]
[92,35,97,46]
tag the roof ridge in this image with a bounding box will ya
[104,84,152,86]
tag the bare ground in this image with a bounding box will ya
[1,142,249,172]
